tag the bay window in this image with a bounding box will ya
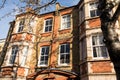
[89,2,100,17]
[92,34,108,58]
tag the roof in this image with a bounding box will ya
[16,4,77,18]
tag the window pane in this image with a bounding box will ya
[45,47,49,55]
[9,46,18,64]
[60,54,64,63]
[100,46,108,57]
[50,20,52,24]
[60,54,64,59]
[41,48,45,55]
[92,36,97,45]
[66,44,70,53]
[46,21,49,25]
[49,26,52,31]
[45,61,48,65]
[99,35,104,44]
[60,59,64,63]
[60,45,64,53]
[90,10,96,17]
[40,56,44,61]
[45,56,48,60]
[93,47,97,57]
[40,61,44,65]
[45,27,48,32]
[66,54,70,63]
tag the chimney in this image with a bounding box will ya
[55,2,61,16]
[56,2,61,11]
[25,7,35,13]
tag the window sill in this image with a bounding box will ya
[37,65,48,67]
[20,65,29,68]
[56,64,70,68]
[88,57,110,62]
[86,16,99,20]
[59,28,71,31]
[6,64,14,66]
[41,31,52,34]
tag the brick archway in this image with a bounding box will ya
[27,68,79,80]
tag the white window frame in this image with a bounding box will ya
[18,19,25,32]
[9,45,19,64]
[44,18,53,32]
[38,46,49,67]
[58,43,70,66]
[20,46,29,66]
[89,1,99,17]
[92,34,109,59]
[61,14,71,30]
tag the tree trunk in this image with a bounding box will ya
[98,0,120,80]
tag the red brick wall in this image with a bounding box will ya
[89,18,101,28]
[91,61,113,73]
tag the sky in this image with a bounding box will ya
[0,0,80,39]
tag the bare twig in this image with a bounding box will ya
[0,0,7,9]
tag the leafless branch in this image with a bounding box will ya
[0,0,7,9]
[34,0,57,12]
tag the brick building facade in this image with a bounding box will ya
[0,0,119,80]
[0,39,5,54]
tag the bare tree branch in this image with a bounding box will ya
[0,0,7,9]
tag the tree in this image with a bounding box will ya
[98,0,120,80]
[0,0,57,20]
[0,0,57,71]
